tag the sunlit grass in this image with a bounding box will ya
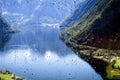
[0,71,24,80]
[106,61,120,79]
[114,59,120,69]
[0,73,14,80]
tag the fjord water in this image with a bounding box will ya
[0,24,103,80]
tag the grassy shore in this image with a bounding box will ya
[0,73,15,80]
[80,48,120,79]
[0,70,24,80]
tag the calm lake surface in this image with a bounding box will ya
[0,24,103,80]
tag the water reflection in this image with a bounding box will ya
[0,48,102,80]
[0,25,103,80]
[0,33,13,50]
[4,25,72,56]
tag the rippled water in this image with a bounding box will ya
[0,25,103,80]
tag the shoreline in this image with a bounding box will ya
[0,70,24,80]
[63,40,120,79]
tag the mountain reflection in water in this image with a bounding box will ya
[0,25,103,80]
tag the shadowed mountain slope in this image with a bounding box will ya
[0,15,13,49]
[60,0,120,79]
[60,0,98,29]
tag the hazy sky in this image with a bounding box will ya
[0,0,86,26]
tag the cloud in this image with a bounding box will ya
[2,11,8,15]
[44,50,59,61]
[1,8,24,16]
[41,23,60,29]
[1,8,8,15]
[17,17,31,25]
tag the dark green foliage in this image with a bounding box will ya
[61,0,120,50]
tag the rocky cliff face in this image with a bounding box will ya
[60,0,120,79]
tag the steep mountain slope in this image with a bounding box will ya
[60,0,98,29]
[60,0,109,41]
[0,16,12,33]
[0,15,13,49]
[60,0,120,79]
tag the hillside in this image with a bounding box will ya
[60,0,98,29]
[60,0,120,79]
[0,15,13,49]
[0,16,13,33]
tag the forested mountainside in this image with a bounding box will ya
[60,0,98,29]
[60,0,120,79]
